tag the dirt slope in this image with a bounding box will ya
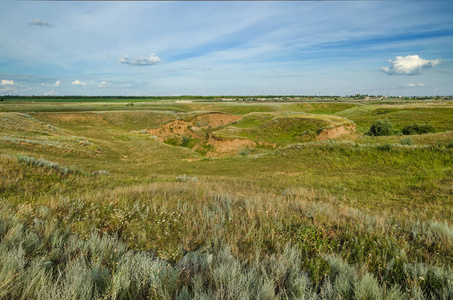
[316,123,357,141]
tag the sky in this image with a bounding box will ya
[0,1,452,97]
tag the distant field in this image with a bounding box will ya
[1,100,452,299]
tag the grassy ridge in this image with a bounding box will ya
[212,112,348,146]
[336,103,453,133]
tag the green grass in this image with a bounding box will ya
[1,100,452,298]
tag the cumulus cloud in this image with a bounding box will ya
[1,79,14,86]
[382,55,441,75]
[0,80,15,93]
[29,19,54,27]
[72,80,86,86]
[98,81,107,87]
[119,54,161,66]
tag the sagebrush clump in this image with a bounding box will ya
[17,155,76,175]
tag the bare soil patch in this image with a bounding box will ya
[147,112,242,142]
[205,135,256,158]
[147,112,251,157]
[316,123,356,141]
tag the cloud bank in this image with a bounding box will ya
[382,55,441,75]
[29,19,54,27]
[119,54,161,66]
[72,80,86,86]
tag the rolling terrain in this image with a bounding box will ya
[0,99,452,299]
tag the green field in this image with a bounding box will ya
[1,99,452,299]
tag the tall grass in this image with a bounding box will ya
[1,179,452,299]
[0,202,419,299]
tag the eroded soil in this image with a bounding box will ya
[146,112,356,157]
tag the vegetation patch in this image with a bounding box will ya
[402,123,437,135]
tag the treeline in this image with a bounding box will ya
[0,95,216,101]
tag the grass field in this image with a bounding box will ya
[0,99,452,299]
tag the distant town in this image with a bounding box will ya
[1,94,452,102]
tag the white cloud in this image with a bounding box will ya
[382,55,441,75]
[29,19,54,27]
[119,54,161,66]
[406,83,425,87]
[98,81,107,87]
[42,80,61,87]
[0,80,16,93]
[72,80,86,86]
[1,79,14,86]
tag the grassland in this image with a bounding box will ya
[0,99,452,299]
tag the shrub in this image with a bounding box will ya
[402,123,436,135]
[181,135,191,147]
[400,137,414,146]
[238,148,250,156]
[367,118,394,136]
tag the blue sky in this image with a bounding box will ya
[0,1,452,96]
